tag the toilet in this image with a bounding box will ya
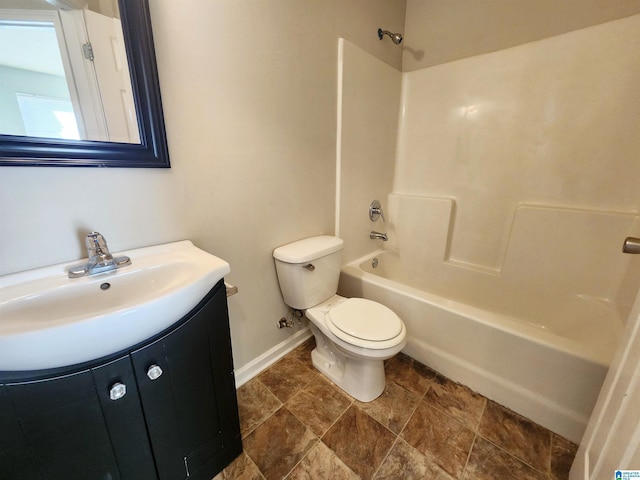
[273,235,407,402]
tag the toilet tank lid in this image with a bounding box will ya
[273,236,344,263]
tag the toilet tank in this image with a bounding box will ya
[273,236,344,310]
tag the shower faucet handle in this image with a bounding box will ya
[369,200,385,222]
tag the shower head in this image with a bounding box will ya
[378,28,403,45]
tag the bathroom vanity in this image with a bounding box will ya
[0,279,241,480]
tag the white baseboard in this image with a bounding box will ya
[234,327,313,388]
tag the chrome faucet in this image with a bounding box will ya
[370,231,388,241]
[68,232,131,278]
[86,232,116,272]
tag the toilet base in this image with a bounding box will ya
[309,325,386,402]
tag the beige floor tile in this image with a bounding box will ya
[374,438,455,480]
[356,380,421,434]
[424,374,486,431]
[478,401,552,473]
[550,434,578,480]
[462,437,547,480]
[243,407,317,480]
[288,337,316,371]
[401,401,475,478]
[286,441,359,480]
[257,356,317,403]
[322,405,396,480]
[236,378,282,437]
[286,375,352,436]
[385,353,436,396]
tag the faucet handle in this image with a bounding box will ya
[86,232,109,256]
[369,200,385,223]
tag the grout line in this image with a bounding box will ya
[239,377,284,439]
[361,373,435,478]
[464,398,555,478]
[371,435,401,479]
[476,432,552,478]
[459,399,486,479]
[246,454,266,480]
[476,396,489,434]
[281,437,321,480]
[392,376,432,438]
[320,398,355,441]
[460,434,478,480]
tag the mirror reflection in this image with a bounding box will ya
[0,0,140,144]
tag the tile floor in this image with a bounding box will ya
[215,338,578,480]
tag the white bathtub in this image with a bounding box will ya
[339,250,623,443]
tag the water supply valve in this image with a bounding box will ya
[277,309,304,328]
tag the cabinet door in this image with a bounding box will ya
[132,283,241,480]
[0,385,40,480]
[91,356,158,479]
[5,368,122,479]
[2,356,156,480]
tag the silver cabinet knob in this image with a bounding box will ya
[147,364,163,380]
[109,382,127,401]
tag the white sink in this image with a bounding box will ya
[0,241,230,371]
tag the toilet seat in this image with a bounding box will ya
[327,298,404,348]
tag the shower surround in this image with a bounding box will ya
[336,15,640,442]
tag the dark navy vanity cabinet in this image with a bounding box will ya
[0,280,242,480]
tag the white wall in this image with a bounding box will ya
[0,1,406,372]
[391,14,640,316]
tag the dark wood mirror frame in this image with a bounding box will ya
[0,0,170,168]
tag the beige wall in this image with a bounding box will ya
[0,1,406,372]
[403,0,640,71]
[5,0,638,377]
[150,0,405,369]
[337,39,401,264]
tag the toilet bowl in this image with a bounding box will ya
[273,235,407,402]
[306,295,406,401]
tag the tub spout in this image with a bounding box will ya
[370,231,388,241]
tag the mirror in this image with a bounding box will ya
[0,0,169,167]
